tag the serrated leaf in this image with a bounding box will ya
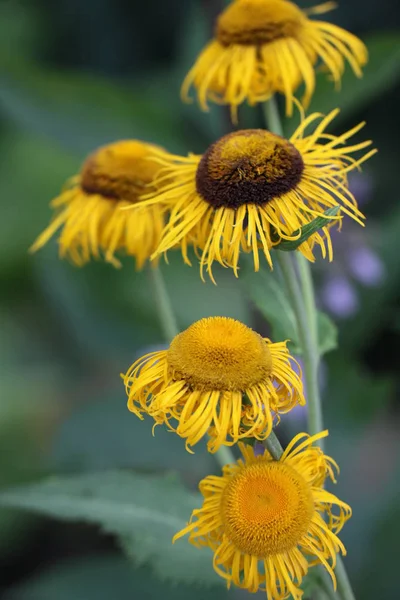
[241,262,337,356]
[0,471,222,587]
[3,557,231,600]
[274,207,341,252]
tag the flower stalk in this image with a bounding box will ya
[263,96,356,600]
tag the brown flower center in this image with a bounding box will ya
[196,129,304,209]
[216,0,304,47]
[80,140,160,203]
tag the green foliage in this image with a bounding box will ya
[52,391,216,479]
[241,262,337,355]
[3,557,230,600]
[274,207,341,252]
[0,471,222,587]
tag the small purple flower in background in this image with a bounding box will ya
[316,172,386,320]
[348,246,385,287]
[321,275,359,318]
[254,442,265,457]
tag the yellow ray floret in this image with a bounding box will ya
[174,431,351,599]
[130,109,375,281]
[30,140,167,269]
[182,0,367,116]
[122,316,305,453]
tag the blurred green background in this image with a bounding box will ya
[0,0,399,598]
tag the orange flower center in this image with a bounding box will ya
[196,130,304,209]
[221,460,314,556]
[167,317,272,391]
[80,140,160,203]
[216,0,304,47]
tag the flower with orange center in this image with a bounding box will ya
[30,140,166,268]
[132,110,375,281]
[182,0,367,117]
[174,431,351,599]
[122,316,304,453]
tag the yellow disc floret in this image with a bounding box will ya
[221,461,313,556]
[217,0,304,46]
[167,317,272,391]
[174,432,352,599]
[123,317,305,452]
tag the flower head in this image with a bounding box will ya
[174,431,351,599]
[30,140,166,268]
[122,316,304,452]
[183,0,367,117]
[135,110,375,281]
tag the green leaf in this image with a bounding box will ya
[317,312,338,356]
[241,262,337,356]
[0,471,222,587]
[241,262,300,351]
[274,207,341,252]
[4,557,230,600]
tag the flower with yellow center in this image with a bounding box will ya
[30,140,166,268]
[174,431,351,599]
[182,0,367,117]
[133,110,375,281]
[122,316,304,453]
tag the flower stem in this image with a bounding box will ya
[336,557,357,600]
[275,250,324,450]
[263,97,355,600]
[148,265,235,470]
[296,253,324,439]
[148,266,180,343]
[263,95,324,450]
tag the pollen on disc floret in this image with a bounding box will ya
[195,129,304,209]
[216,0,304,46]
[122,316,305,452]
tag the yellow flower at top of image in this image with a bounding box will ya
[122,316,304,453]
[183,0,367,117]
[132,109,375,282]
[174,431,351,599]
[30,140,166,268]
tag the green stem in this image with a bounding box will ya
[295,253,324,439]
[263,97,355,600]
[296,254,319,354]
[275,251,324,450]
[148,266,180,342]
[262,96,284,136]
[263,95,324,449]
[148,265,235,471]
[336,557,357,600]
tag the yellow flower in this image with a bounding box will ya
[134,110,375,281]
[30,140,166,268]
[182,0,367,117]
[122,316,304,453]
[174,431,351,599]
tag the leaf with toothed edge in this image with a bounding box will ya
[273,206,341,252]
[0,471,223,587]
